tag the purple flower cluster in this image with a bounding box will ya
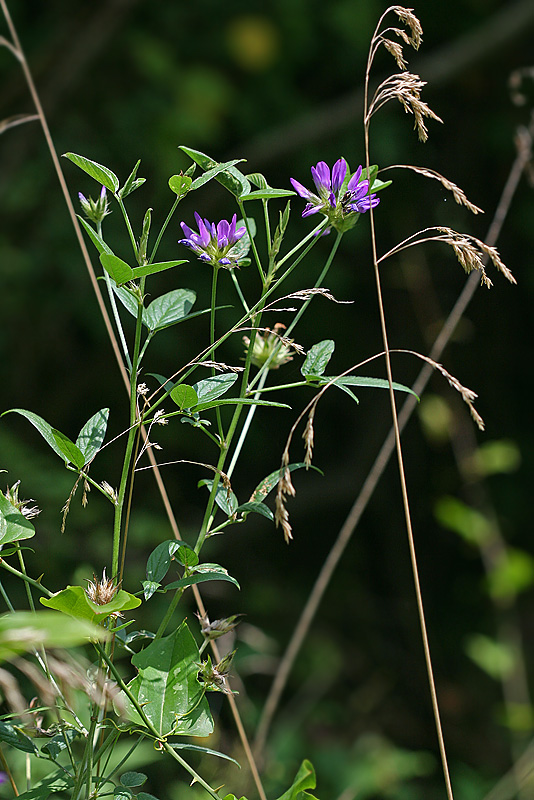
[179,212,246,269]
[290,159,380,234]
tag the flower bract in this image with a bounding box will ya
[179,212,246,269]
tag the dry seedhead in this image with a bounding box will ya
[194,360,244,373]
[367,72,443,142]
[61,473,83,533]
[275,450,296,544]
[436,227,516,286]
[243,323,305,370]
[302,409,316,469]
[381,165,484,214]
[366,8,438,141]
[85,569,119,607]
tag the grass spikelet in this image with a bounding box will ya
[381,165,484,214]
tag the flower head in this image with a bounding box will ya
[243,323,299,370]
[179,212,246,269]
[78,185,111,225]
[290,158,380,234]
[3,480,41,520]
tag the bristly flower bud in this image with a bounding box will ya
[78,186,111,225]
[3,480,41,520]
[243,323,299,370]
[85,569,118,606]
[197,612,243,641]
[198,651,236,694]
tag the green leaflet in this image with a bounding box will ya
[301,340,335,377]
[122,621,214,737]
[63,152,119,192]
[75,408,109,464]
[275,759,319,800]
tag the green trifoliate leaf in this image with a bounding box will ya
[63,152,119,192]
[179,145,250,197]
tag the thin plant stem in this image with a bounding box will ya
[227,369,269,479]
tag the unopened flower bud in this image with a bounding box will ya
[78,185,111,224]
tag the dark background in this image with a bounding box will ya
[1,1,534,798]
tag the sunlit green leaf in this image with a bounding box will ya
[250,463,322,502]
[0,720,37,753]
[40,585,141,625]
[122,620,213,737]
[63,152,119,192]
[199,478,238,516]
[100,253,134,285]
[144,289,196,331]
[235,501,274,521]
[76,408,109,464]
[170,384,198,410]
[275,759,318,800]
[51,428,85,469]
[166,564,239,591]
[301,340,335,377]
[192,374,238,404]
[132,260,188,281]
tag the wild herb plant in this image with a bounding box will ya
[0,6,518,800]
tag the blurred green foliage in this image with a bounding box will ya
[1,1,534,798]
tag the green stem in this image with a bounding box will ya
[238,199,264,281]
[249,231,343,390]
[116,196,139,262]
[149,196,180,264]
[111,277,146,580]
[154,587,185,640]
[209,266,224,442]
[0,559,52,596]
[226,369,269,479]
[231,269,250,313]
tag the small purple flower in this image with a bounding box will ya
[179,212,247,269]
[290,158,380,233]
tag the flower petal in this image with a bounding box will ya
[331,159,347,194]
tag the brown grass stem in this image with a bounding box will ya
[254,72,531,775]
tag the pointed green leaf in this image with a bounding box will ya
[250,463,322,502]
[132,260,188,281]
[76,408,109,464]
[100,253,134,285]
[112,284,142,320]
[170,384,198,410]
[247,172,268,189]
[192,374,238,404]
[144,289,196,331]
[0,491,35,546]
[0,720,37,754]
[2,409,72,463]
[318,375,418,398]
[241,188,295,200]
[63,152,119,192]
[301,340,335,377]
[118,160,145,199]
[179,146,250,197]
[146,540,181,585]
[78,215,114,256]
[275,759,317,800]
[193,397,289,412]
[199,479,238,516]
[14,771,73,800]
[41,729,80,759]
[170,741,240,766]
[166,564,239,592]
[40,585,141,625]
[190,159,245,191]
[235,501,274,521]
[51,429,85,469]
[123,621,213,736]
